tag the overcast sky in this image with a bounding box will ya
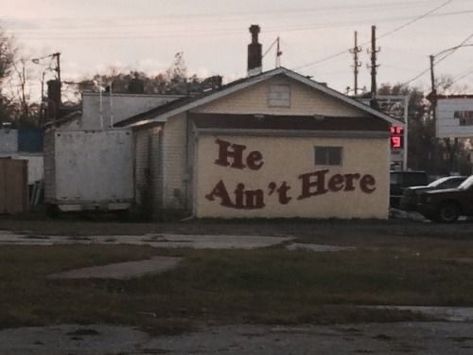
[1,0,473,98]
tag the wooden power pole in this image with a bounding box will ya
[349,31,362,95]
[369,25,380,108]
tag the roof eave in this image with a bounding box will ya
[283,70,402,125]
[124,67,401,128]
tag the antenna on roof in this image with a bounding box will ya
[276,37,282,68]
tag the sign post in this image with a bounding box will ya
[357,95,408,170]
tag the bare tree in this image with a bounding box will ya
[0,27,16,121]
[0,28,15,86]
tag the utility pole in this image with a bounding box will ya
[429,55,435,97]
[31,52,62,124]
[429,54,437,121]
[276,37,282,68]
[368,25,380,108]
[40,71,46,124]
[349,31,362,95]
[18,59,29,119]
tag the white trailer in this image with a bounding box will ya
[44,129,134,212]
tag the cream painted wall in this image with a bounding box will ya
[161,112,188,209]
[193,77,366,117]
[194,134,389,219]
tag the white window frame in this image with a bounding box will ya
[268,84,291,108]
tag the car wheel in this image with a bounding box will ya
[436,202,460,223]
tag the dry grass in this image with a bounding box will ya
[1,242,472,334]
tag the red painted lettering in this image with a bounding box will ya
[245,189,265,208]
[328,174,344,192]
[214,139,246,169]
[246,151,264,170]
[206,180,265,209]
[343,173,361,191]
[276,181,292,204]
[234,183,245,208]
[297,169,329,200]
[205,180,235,208]
[360,174,376,193]
[214,138,264,170]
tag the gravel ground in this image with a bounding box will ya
[1,322,473,354]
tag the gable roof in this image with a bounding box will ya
[115,67,401,128]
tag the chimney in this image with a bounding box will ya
[47,79,61,120]
[247,25,262,76]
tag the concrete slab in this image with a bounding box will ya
[0,231,292,249]
[0,324,147,355]
[48,256,182,280]
[140,234,292,249]
[286,243,355,252]
[363,305,473,322]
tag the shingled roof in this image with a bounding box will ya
[115,67,401,128]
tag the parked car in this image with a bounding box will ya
[400,175,467,211]
[390,171,428,208]
[417,175,473,223]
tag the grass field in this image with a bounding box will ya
[1,240,473,334]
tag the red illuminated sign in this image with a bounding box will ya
[390,126,404,149]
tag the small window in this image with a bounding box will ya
[314,146,342,166]
[268,84,291,107]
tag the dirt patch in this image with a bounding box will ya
[48,256,182,280]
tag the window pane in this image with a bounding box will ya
[268,84,291,107]
[315,147,327,165]
[328,147,342,165]
[314,146,342,166]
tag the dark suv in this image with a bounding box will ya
[417,175,473,223]
[390,171,428,208]
[400,176,467,211]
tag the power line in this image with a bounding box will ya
[377,0,453,40]
[444,66,473,89]
[0,0,442,32]
[262,38,278,58]
[400,67,431,87]
[401,31,473,86]
[434,33,473,65]
[291,0,454,71]
[10,7,472,41]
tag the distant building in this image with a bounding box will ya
[0,126,43,185]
